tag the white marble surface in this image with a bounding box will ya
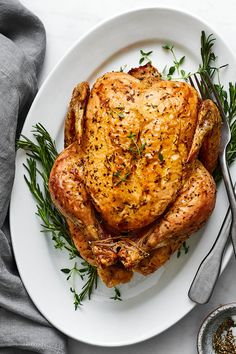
[20,0,236,353]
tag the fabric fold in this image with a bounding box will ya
[0,1,68,353]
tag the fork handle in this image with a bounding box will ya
[188,206,231,304]
[219,152,236,254]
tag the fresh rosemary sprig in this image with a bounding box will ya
[139,49,153,65]
[74,263,98,306]
[17,124,98,308]
[198,31,228,78]
[17,124,76,255]
[199,32,217,77]
[198,31,236,182]
[214,82,236,176]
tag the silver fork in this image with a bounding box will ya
[188,72,236,304]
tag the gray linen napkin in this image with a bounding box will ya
[0,1,67,353]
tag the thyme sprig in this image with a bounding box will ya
[61,262,84,281]
[139,49,153,65]
[113,171,130,186]
[162,44,190,81]
[17,124,98,308]
[177,241,190,258]
[61,262,97,309]
[68,262,98,309]
[110,287,122,301]
[127,132,146,156]
[119,64,127,72]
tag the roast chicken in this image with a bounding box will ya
[49,64,221,287]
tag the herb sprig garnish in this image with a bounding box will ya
[110,287,122,301]
[70,262,98,308]
[139,49,153,65]
[157,151,164,163]
[159,32,236,183]
[198,31,236,182]
[109,105,126,120]
[162,44,190,81]
[17,124,98,309]
[119,64,127,72]
[66,261,98,309]
[127,132,146,157]
[61,262,97,309]
[113,171,130,186]
[199,32,228,78]
[17,124,76,255]
[61,262,84,281]
[177,241,190,258]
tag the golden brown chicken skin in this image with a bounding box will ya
[83,72,198,231]
[50,85,133,287]
[49,64,221,286]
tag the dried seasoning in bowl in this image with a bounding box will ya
[213,317,236,354]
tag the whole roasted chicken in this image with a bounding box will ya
[49,64,221,287]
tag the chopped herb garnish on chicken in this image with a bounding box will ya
[128,132,146,156]
[139,142,146,154]
[127,132,136,140]
[109,105,126,120]
[118,112,125,119]
[113,171,121,178]
[114,171,130,186]
[158,151,164,163]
